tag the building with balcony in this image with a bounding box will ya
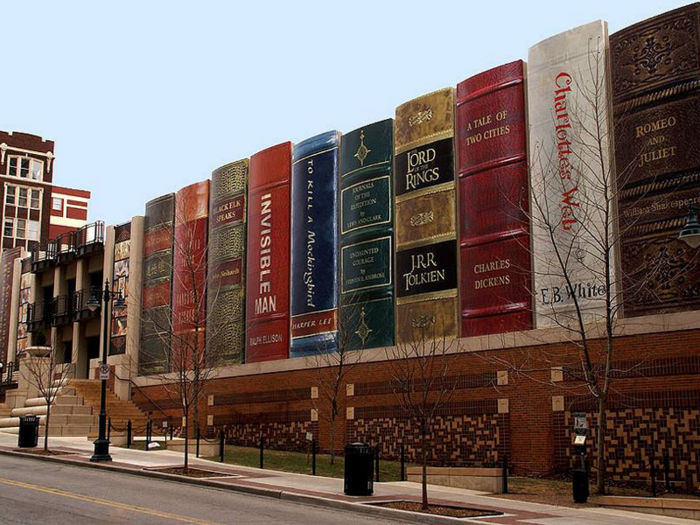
[19,221,107,379]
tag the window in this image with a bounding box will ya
[30,160,43,180]
[27,220,39,241]
[15,219,26,239]
[30,189,40,209]
[7,156,43,180]
[18,188,28,208]
[5,185,16,206]
[4,218,13,238]
[52,197,62,211]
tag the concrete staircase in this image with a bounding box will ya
[70,380,149,438]
[0,383,99,437]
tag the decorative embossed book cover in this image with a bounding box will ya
[207,159,247,364]
[140,193,175,374]
[291,131,341,357]
[0,247,22,364]
[340,119,395,351]
[171,181,209,364]
[110,222,131,356]
[527,21,618,328]
[457,61,533,337]
[245,142,292,363]
[612,4,700,317]
[394,88,459,343]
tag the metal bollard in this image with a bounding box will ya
[107,418,111,441]
[375,445,380,483]
[502,455,508,494]
[170,425,174,441]
[651,456,657,498]
[259,435,264,469]
[664,451,671,492]
[312,439,316,476]
[127,420,132,449]
[400,444,405,482]
[219,430,225,463]
[196,427,200,458]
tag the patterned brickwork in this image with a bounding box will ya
[219,417,318,452]
[348,404,508,467]
[553,391,700,491]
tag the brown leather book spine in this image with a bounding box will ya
[612,4,700,317]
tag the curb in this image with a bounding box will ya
[0,448,475,524]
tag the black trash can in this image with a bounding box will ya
[344,442,374,496]
[572,468,589,503]
[18,414,39,448]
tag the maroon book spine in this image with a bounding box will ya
[245,142,292,363]
[456,60,533,337]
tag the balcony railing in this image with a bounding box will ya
[51,294,73,326]
[55,231,76,263]
[27,301,51,332]
[75,221,105,258]
[30,241,57,272]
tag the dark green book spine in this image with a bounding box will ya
[339,119,395,350]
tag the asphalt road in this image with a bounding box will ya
[0,455,398,524]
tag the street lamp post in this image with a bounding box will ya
[87,279,124,462]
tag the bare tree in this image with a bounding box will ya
[385,324,457,510]
[22,331,72,452]
[136,191,231,471]
[311,304,367,465]
[514,36,698,494]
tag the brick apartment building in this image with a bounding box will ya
[0,131,55,251]
[0,130,91,252]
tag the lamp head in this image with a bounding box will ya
[86,290,101,312]
[679,206,700,249]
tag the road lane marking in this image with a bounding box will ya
[0,476,217,524]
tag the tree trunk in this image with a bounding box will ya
[329,416,336,466]
[43,401,51,452]
[421,427,428,510]
[596,395,607,494]
[183,412,189,472]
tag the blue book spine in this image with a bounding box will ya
[290,131,340,357]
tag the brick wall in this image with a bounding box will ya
[131,327,700,487]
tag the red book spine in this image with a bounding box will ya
[456,60,533,337]
[171,181,210,358]
[245,142,292,362]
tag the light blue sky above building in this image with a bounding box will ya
[1,0,686,226]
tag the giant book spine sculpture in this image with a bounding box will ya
[290,131,341,357]
[340,119,395,350]
[171,181,210,366]
[246,143,292,363]
[394,88,459,343]
[457,60,533,337]
[140,193,175,374]
[612,4,700,317]
[527,21,618,328]
[207,159,248,364]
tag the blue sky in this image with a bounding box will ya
[2,0,687,226]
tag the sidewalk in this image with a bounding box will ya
[0,432,694,525]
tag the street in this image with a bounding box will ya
[0,455,397,524]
